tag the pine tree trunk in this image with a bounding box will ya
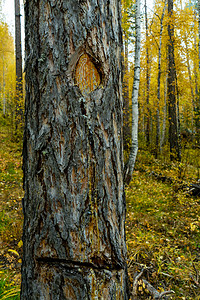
[21,0,129,299]
[167,0,180,161]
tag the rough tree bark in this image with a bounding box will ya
[15,0,23,129]
[21,0,129,299]
[124,0,141,184]
[167,0,180,161]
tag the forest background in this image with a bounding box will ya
[0,0,199,299]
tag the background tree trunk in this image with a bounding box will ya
[21,0,129,299]
[167,0,180,161]
[123,35,130,151]
[161,75,167,149]
[124,0,141,184]
[155,1,166,158]
[14,0,23,130]
[145,0,150,148]
[196,0,200,141]
[2,54,6,117]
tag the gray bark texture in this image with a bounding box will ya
[21,0,129,299]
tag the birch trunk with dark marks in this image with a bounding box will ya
[21,0,129,299]
[124,0,141,184]
[15,0,23,129]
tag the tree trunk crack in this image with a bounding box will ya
[36,257,124,271]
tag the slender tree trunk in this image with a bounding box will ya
[193,13,199,112]
[145,0,150,148]
[124,0,141,184]
[161,75,167,149]
[155,1,166,158]
[123,35,130,151]
[196,0,200,141]
[21,1,129,299]
[193,11,199,137]
[2,55,6,117]
[175,70,181,161]
[167,0,180,161]
[183,34,196,135]
[15,0,23,130]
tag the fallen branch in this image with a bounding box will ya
[143,279,175,299]
[132,268,145,298]
[159,290,175,299]
[131,275,175,300]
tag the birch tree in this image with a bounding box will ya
[124,0,141,184]
[21,0,129,298]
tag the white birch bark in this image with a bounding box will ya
[124,0,141,184]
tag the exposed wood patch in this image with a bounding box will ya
[75,53,100,95]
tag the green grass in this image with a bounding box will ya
[0,273,20,300]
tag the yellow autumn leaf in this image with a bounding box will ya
[190,223,196,232]
[8,249,19,257]
[18,240,23,248]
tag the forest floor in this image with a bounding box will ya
[0,126,199,300]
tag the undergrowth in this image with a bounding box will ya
[0,126,199,299]
[0,126,23,299]
[126,149,200,299]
